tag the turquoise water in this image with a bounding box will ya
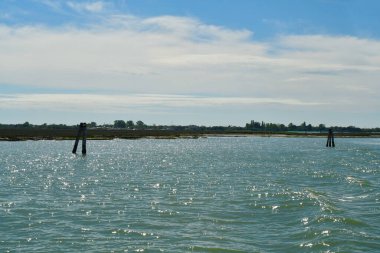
[0,137,379,252]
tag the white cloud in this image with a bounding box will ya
[142,15,253,42]
[66,1,105,13]
[0,15,379,117]
[0,94,325,113]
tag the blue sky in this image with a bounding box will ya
[1,0,380,127]
[2,0,380,39]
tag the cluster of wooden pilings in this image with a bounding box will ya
[326,129,335,147]
[72,123,87,154]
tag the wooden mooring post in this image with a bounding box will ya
[72,123,87,154]
[326,128,335,147]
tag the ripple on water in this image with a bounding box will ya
[0,138,379,252]
[345,176,372,187]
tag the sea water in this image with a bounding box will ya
[0,137,379,252]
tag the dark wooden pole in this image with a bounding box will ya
[72,123,87,154]
[72,123,83,154]
[82,123,87,155]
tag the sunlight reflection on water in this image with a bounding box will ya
[0,137,379,252]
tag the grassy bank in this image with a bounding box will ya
[0,128,379,141]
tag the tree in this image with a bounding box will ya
[22,121,30,127]
[300,121,306,131]
[136,120,146,129]
[318,124,326,133]
[288,123,296,131]
[114,120,126,128]
[246,120,263,130]
[126,120,134,129]
[89,122,97,128]
[267,123,279,131]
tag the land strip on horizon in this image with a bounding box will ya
[1,128,379,141]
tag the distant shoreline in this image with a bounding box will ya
[1,128,379,141]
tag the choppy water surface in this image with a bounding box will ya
[1,137,379,252]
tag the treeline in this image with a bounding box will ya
[109,120,380,132]
[244,120,380,133]
[1,120,379,133]
[0,122,76,129]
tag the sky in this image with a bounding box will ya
[0,0,380,127]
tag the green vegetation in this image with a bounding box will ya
[1,120,379,133]
[244,120,375,133]
[0,120,379,141]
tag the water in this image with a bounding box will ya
[0,137,379,252]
